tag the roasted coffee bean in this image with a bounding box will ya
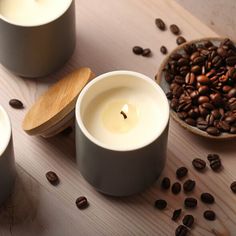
[207,153,220,162]
[178,58,189,67]
[210,159,222,171]
[185,118,196,126]
[184,197,197,208]
[191,65,201,74]
[175,225,188,236]
[201,193,215,204]
[198,96,210,104]
[61,126,73,135]
[142,48,152,57]
[204,210,216,221]
[197,75,209,84]
[225,116,236,124]
[202,103,214,110]
[161,177,171,190]
[177,112,188,120]
[206,114,215,126]
[218,120,230,132]
[183,179,196,192]
[230,181,236,193]
[160,46,168,55]
[228,88,236,98]
[226,56,236,66]
[9,99,24,109]
[192,158,206,171]
[170,24,180,35]
[212,55,223,67]
[46,171,59,185]
[184,43,197,55]
[155,18,166,30]
[230,127,236,134]
[182,215,194,228]
[155,199,167,210]
[170,99,179,111]
[177,36,186,45]
[185,72,195,84]
[172,182,182,194]
[196,120,208,130]
[176,167,188,179]
[206,126,220,136]
[76,196,89,209]
[198,85,209,95]
[172,209,182,221]
[132,46,143,55]
[192,56,205,66]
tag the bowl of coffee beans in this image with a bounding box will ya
[156,38,236,139]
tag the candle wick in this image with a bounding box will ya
[120,111,127,119]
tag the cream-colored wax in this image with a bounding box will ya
[0,0,71,26]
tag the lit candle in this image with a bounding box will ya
[75,71,170,196]
[0,0,72,26]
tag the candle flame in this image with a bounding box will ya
[122,104,129,114]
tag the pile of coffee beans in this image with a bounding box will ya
[163,38,236,136]
[154,153,231,235]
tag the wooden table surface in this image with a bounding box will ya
[1,0,236,235]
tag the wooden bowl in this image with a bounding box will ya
[156,37,236,139]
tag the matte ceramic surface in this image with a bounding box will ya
[75,71,169,196]
[0,0,76,78]
[157,37,236,140]
[0,106,16,205]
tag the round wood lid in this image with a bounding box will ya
[22,67,94,137]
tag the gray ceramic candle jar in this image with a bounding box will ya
[0,105,16,205]
[0,0,75,78]
[75,71,169,196]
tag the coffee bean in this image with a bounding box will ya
[142,48,152,57]
[155,199,167,210]
[201,193,215,204]
[176,167,188,179]
[230,127,236,134]
[206,126,220,136]
[191,65,201,74]
[46,171,59,185]
[155,18,166,30]
[226,56,236,66]
[196,120,208,130]
[210,159,222,171]
[9,99,24,109]
[182,215,194,228]
[177,36,186,45]
[183,179,196,193]
[132,46,143,55]
[230,181,236,193]
[161,177,171,190]
[172,209,182,221]
[172,182,182,194]
[170,24,180,35]
[76,196,88,209]
[185,118,196,126]
[207,153,220,162]
[184,197,197,208]
[203,210,216,221]
[160,46,168,55]
[61,126,73,135]
[175,225,188,236]
[192,158,206,171]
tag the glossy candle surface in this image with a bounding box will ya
[78,71,169,150]
[0,0,72,26]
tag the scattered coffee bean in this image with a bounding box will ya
[183,179,196,193]
[192,158,206,171]
[203,210,216,221]
[9,99,24,109]
[184,197,197,208]
[207,153,220,162]
[61,126,73,135]
[201,193,215,204]
[142,48,152,57]
[172,182,182,194]
[230,181,236,193]
[210,159,222,171]
[172,209,182,221]
[160,45,168,55]
[155,199,167,210]
[176,36,186,45]
[206,127,220,136]
[155,18,166,31]
[175,225,188,236]
[176,166,188,179]
[132,46,143,55]
[170,24,180,35]
[182,214,194,228]
[76,196,88,209]
[46,171,59,185]
[161,177,171,190]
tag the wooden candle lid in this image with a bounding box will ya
[23,67,94,137]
